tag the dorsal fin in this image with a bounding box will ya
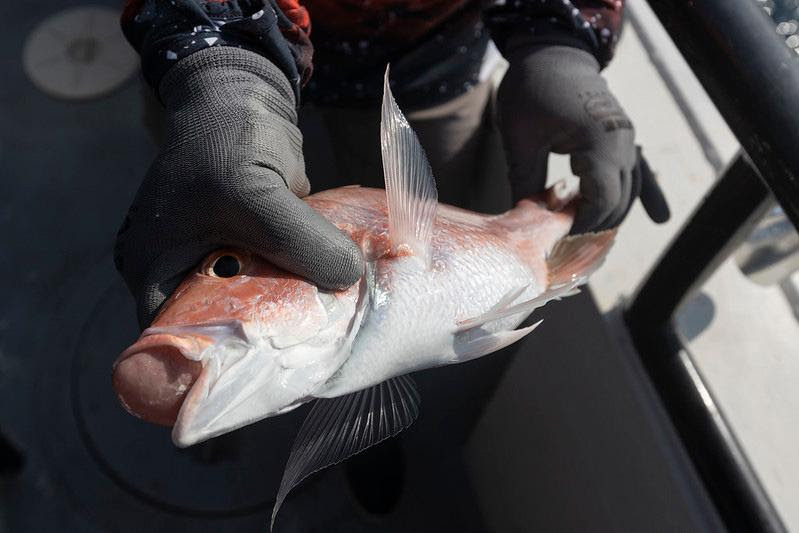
[381,66,438,264]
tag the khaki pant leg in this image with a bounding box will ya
[300,81,511,213]
[405,82,492,209]
[300,104,385,191]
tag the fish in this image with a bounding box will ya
[111,68,615,527]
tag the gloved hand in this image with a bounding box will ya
[115,47,363,328]
[498,41,668,233]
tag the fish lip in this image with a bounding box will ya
[114,333,207,370]
[114,319,249,367]
[112,332,210,427]
[141,319,249,343]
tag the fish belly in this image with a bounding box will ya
[316,243,542,399]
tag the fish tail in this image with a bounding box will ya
[546,229,617,288]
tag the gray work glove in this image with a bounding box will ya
[115,47,363,328]
[498,42,668,233]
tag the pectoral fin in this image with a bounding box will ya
[271,375,420,529]
[381,66,438,264]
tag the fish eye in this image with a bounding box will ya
[210,255,241,278]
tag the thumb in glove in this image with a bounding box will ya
[116,47,363,328]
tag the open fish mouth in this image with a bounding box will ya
[114,319,318,447]
[113,331,210,427]
[112,321,253,439]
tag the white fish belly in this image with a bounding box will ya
[317,241,543,398]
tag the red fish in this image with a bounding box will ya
[112,69,614,525]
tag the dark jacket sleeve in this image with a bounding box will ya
[484,0,625,68]
[121,0,313,101]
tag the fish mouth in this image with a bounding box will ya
[114,320,310,448]
[112,322,245,430]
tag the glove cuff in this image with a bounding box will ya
[156,46,307,196]
[504,40,600,78]
[158,47,297,123]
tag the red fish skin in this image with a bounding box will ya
[153,250,340,329]
[307,186,573,283]
[112,186,574,427]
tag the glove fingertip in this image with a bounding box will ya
[569,212,601,235]
[636,152,671,224]
[569,193,617,235]
[307,235,364,290]
[644,198,671,224]
[640,176,671,224]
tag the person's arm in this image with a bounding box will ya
[487,1,665,233]
[117,1,362,328]
[121,0,314,97]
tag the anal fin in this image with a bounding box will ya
[453,320,544,362]
[271,375,420,529]
[457,283,580,332]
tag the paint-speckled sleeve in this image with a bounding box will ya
[121,0,313,101]
[484,0,625,68]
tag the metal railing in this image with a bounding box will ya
[624,1,799,531]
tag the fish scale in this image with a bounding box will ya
[319,245,539,397]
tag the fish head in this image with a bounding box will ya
[113,249,365,447]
